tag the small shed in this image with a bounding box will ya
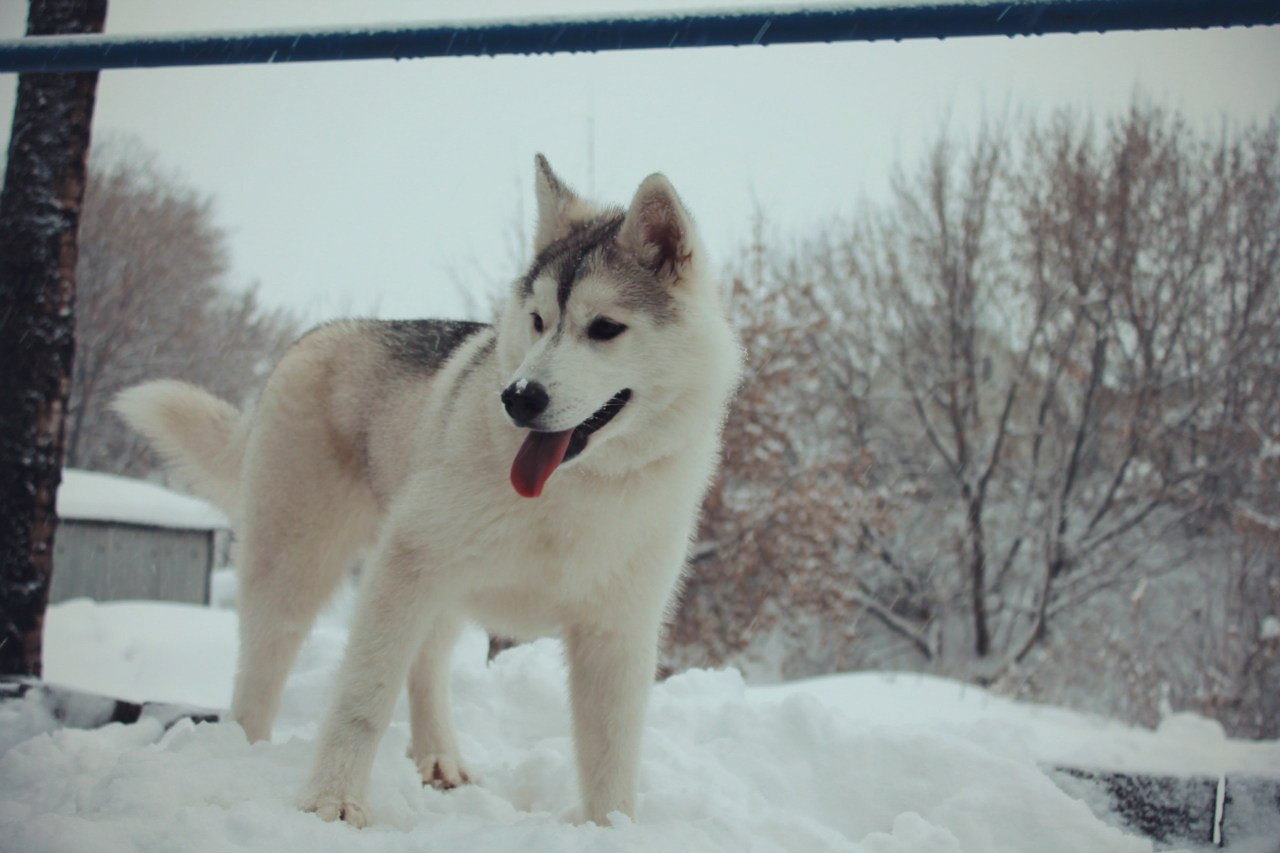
[51,469,229,606]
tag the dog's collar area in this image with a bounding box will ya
[564,389,631,462]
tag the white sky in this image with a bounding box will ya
[2,1,1278,324]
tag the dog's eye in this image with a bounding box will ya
[587,318,627,341]
[531,313,544,334]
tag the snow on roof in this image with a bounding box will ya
[56,469,228,531]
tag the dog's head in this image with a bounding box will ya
[496,155,737,498]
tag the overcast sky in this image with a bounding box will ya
[2,1,1278,324]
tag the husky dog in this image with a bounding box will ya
[115,156,740,827]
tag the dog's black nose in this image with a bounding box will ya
[502,381,550,427]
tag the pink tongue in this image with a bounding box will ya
[510,430,574,498]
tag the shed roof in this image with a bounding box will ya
[57,469,229,531]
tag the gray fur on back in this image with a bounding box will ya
[377,319,490,372]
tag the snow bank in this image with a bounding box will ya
[751,673,1280,778]
[57,469,228,531]
[39,599,240,709]
[2,597,1275,852]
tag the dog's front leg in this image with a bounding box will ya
[565,618,660,824]
[407,614,471,789]
[300,537,441,827]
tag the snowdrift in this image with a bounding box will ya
[1,594,1277,853]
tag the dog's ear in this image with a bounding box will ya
[533,154,589,253]
[619,174,694,283]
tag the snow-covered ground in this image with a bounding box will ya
[2,578,1277,853]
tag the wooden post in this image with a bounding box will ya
[0,0,107,677]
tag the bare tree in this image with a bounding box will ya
[671,104,1280,731]
[840,106,1280,681]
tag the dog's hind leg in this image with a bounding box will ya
[406,614,470,789]
[232,588,318,743]
[228,410,379,743]
[230,493,374,743]
[232,556,342,743]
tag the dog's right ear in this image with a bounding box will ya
[533,154,589,253]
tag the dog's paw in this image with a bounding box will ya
[414,752,472,790]
[302,793,372,828]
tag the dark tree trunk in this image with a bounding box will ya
[965,493,991,657]
[0,0,107,677]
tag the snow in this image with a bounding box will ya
[1,593,1276,852]
[752,674,1280,779]
[56,468,228,531]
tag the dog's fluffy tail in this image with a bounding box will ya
[113,380,247,514]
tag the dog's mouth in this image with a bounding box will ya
[510,389,631,498]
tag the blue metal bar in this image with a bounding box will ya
[0,0,1276,74]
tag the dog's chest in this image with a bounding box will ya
[403,440,702,632]
[494,487,649,581]
[485,475,681,581]
[456,496,665,636]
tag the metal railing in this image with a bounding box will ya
[1,0,1276,74]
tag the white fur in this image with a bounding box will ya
[116,159,741,828]
[112,380,247,512]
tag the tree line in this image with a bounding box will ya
[671,103,1279,738]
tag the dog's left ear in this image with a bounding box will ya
[619,174,695,283]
